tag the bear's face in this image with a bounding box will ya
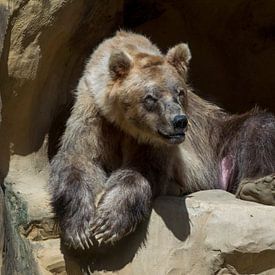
[107,44,191,145]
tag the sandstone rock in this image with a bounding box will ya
[78,190,275,275]
[0,188,3,271]
[0,1,10,56]
[4,184,275,275]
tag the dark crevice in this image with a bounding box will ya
[222,250,275,274]
[123,0,165,28]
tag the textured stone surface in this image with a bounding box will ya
[65,191,275,274]
[0,1,10,56]
[0,188,3,271]
[4,185,275,275]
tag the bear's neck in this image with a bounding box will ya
[186,89,227,149]
[182,89,228,190]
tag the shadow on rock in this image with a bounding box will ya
[61,196,190,274]
[153,196,190,242]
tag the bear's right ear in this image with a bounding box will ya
[109,50,132,80]
[166,43,191,75]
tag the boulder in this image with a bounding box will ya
[4,184,275,274]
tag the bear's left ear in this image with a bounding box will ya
[109,50,132,80]
[166,43,191,74]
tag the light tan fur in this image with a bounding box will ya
[50,31,227,248]
[69,30,224,193]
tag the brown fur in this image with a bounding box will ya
[49,31,275,249]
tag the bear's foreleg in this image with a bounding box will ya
[49,94,108,250]
[50,153,106,250]
[92,169,152,245]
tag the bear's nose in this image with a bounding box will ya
[173,115,188,129]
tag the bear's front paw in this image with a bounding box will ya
[91,200,138,245]
[60,204,95,250]
[63,223,94,250]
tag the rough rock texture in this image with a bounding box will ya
[1,0,275,274]
[4,187,275,275]
[65,191,275,275]
[4,172,64,274]
[131,191,275,275]
[0,188,3,271]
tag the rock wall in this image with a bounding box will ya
[0,0,124,274]
[0,188,3,271]
[1,0,275,274]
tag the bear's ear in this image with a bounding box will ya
[166,43,191,74]
[109,50,132,79]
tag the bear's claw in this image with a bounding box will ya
[64,228,93,250]
[91,212,137,246]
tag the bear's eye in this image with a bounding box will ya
[144,94,158,111]
[176,87,185,97]
[144,94,158,104]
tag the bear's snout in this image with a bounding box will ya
[173,115,188,130]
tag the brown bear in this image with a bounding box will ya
[49,30,275,250]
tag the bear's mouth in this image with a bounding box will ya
[158,130,185,144]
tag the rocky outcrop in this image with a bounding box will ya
[4,174,63,274]
[66,191,275,275]
[1,0,275,274]
[4,185,275,275]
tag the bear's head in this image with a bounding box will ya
[104,43,191,146]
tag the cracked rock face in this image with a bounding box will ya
[1,0,275,274]
[4,184,275,275]
[65,191,275,274]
